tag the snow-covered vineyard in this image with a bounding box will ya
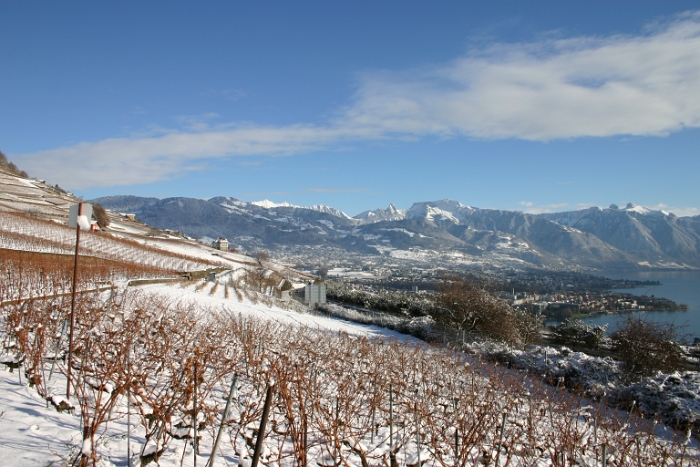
[2,279,699,467]
[0,210,221,273]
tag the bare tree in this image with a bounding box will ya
[611,316,686,379]
[253,250,270,262]
[435,276,539,347]
[92,204,111,228]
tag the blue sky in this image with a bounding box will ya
[3,1,700,217]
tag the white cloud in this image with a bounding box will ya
[15,125,349,189]
[518,202,574,214]
[13,11,700,189]
[646,203,700,217]
[343,11,700,141]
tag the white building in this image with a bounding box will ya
[212,237,229,251]
[304,282,326,306]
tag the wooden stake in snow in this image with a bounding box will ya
[194,359,199,466]
[389,384,394,450]
[602,443,607,467]
[251,385,274,467]
[494,411,507,467]
[208,374,238,467]
[415,398,421,467]
[67,202,82,399]
[127,351,132,467]
[48,320,66,382]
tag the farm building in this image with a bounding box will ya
[212,237,229,251]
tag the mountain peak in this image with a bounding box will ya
[251,199,299,209]
[309,204,352,219]
[354,203,406,223]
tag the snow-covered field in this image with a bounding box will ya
[0,281,413,466]
[0,210,217,273]
[2,279,699,466]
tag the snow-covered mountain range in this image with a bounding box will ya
[91,195,700,270]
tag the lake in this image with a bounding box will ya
[548,269,700,340]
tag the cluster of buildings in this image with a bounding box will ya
[505,290,683,320]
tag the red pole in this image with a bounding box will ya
[67,202,82,399]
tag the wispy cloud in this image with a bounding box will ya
[518,202,574,214]
[342,11,700,141]
[175,113,222,132]
[13,11,700,189]
[15,124,347,189]
[646,203,700,217]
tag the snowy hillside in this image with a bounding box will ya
[3,277,699,466]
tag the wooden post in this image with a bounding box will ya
[389,384,393,450]
[193,359,199,466]
[251,385,274,467]
[602,444,607,467]
[455,428,459,460]
[415,399,420,467]
[495,412,507,467]
[302,406,308,467]
[48,320,67,381]
[208,375,238,467]
[67,202,82,399]
[127,352,132,467]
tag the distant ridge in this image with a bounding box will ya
[91,195,700,270]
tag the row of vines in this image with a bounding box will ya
[0,210,221,272]
[2,281,697,466]
[0,248,182,305]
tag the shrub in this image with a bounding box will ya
[549,318,607,349]
[0,150,29,177]
[92,204,111,228]
[435,276,540,347]
[610,316,686,379]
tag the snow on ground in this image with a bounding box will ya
[0,281,413,467]
[142,238,257,268]
[0,369,85,466]
[465,340,700,435]
[105,222,150,236]
[141,280,414,341]
[3,279,700,466]
[326,268,377,279]
[250,200,300,209]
